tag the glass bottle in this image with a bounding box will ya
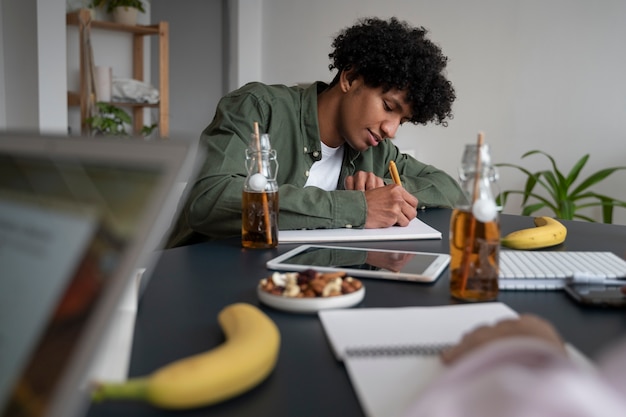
[449,142,500,301]
[242,133,279,249]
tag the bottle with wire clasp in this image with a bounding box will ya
[449,132,501,301]
[242,125,279,249]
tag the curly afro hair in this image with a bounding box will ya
[328,17,455,126]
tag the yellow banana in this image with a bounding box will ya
[91,303,280,409]
[501,216,567,250]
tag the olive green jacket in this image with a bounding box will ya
[166,82,463,247]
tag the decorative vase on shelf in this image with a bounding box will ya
[112,6,138,25]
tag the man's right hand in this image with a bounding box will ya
[364,184,418,228]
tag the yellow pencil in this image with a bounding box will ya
[388,160,402,186]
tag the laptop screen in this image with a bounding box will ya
[0,134,195,417]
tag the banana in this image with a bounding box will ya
[91,303,280,409]
[500,216,567,250]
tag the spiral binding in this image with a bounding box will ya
[344,343,454,358]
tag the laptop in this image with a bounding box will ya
[0,132,199,417]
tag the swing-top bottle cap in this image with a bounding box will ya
[250,133,272,151]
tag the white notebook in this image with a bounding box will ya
[278,217,441,244]
[319,303,591,417]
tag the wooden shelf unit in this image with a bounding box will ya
[66,9,169,137]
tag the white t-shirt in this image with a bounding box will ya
[304,142,344,191]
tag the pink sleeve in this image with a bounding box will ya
[403,337,626,417]
[598,337,626,396]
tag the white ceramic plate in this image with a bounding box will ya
[257,285,365,314]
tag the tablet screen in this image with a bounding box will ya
[270,245,448,278]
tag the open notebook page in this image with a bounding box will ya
[319,302,592,417]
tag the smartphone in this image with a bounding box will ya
[266,244,450,283]
[564,282,626,308]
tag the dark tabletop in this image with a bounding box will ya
[87,208,626,417]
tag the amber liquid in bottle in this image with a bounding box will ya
[449,208,500,301]
[242,190,279,249]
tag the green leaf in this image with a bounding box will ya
[496,163,535,178]
[521,175,539,205]
[523,150,567,190]
[570,166,626,197]
[537,170,561,201]
[574,192,626,206]
[93,0,146,14]
[496,190,513,207]
[522,192,559,214]
[495,150,626,223]
[602,201,613,224]
[565,154,589,188]
[521,202,547,216]
[558,200,575,220]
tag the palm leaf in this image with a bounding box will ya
[496,163,539,206]
[565,154,589,188]
[602,200,613,224]
[521,202,548,216]
[523,150,567,190]
[573,192,626,206]
[521,175,539,205]
[496,151,626,224]
[558,199,575,220]
[536,170,561,201]
[571,166,626,197]
[496,163,535,178]
[495,190,514,207]
[501,190,558,214]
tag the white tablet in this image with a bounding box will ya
[266,245,450,283]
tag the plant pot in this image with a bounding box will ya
[112,6,138,26]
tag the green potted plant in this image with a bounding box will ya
[85,102,132,136]
[90,0,146,25]
[86,102,158,138]
[496,150,626,223]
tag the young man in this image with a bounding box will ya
[167,17,464,247]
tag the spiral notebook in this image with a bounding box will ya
[318,303,591,417]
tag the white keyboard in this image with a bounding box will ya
[499,251,626,290]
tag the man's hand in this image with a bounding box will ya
[363,184,418,228]
[440,315,567,365]
[344,171,418,228]
[344,171,385,191]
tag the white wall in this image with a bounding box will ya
[37,0,67,134]
[254,0,626,225]
[1,0,39,131]
[0,1,6,128]
[0,0,67,133]
[227,0,263,91]
[150,0,224,138]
